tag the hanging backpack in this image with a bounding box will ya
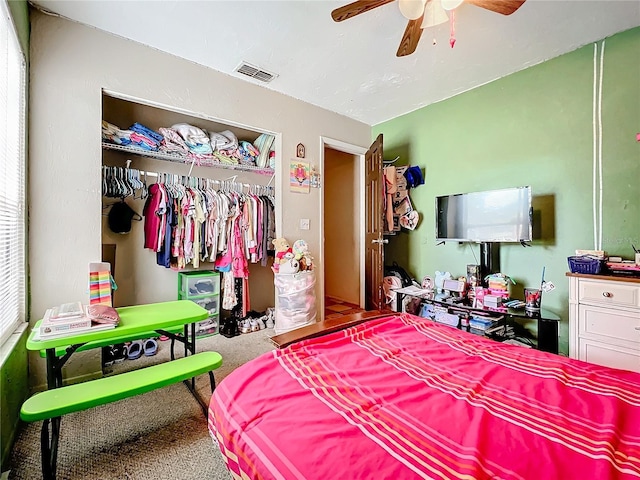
[384,262,413,288]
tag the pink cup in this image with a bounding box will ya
[524,288,541,311]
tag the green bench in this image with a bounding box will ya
[21,351,222,480]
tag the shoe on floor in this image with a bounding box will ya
[240,319,252,334]
[127,340,144,360]
[143,338,158,356]
[112,343,127,363]
[265,309,275,329]
[250,318,261,332]
[102,346,115,367]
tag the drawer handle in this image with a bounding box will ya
[602,292,613,298]
[636,327,640,331]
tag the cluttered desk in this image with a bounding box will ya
[393,282,559,354]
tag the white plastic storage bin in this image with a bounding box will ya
[274,271,317,335]
[180,274,220,299]
[192,296,219,316]
[195,317,219,336]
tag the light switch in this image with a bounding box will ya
[300,218,310,230]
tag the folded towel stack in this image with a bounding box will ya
[158,127,190,155]
[128,122,163,151]
[171,123,213,155]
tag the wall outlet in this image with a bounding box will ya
[299,218,310,230]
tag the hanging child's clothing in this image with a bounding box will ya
[142,178,275,313]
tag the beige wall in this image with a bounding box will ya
[28,11,371,388]
[324,148,360,304]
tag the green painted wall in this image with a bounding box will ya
[1,0,30,472]
[0,333,29,471]
[374,27,640,355]
[8,0,30,53]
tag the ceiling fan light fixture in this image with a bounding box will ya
[398,0,427,20]
[331,0,528,57]
[441,0,463,11]
[421,0,449,28]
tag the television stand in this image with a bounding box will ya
[393,288,559,354]
[479,242,501,282]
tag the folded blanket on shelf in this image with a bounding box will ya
[209,130,238,150]
[101,120,133,146]
[129,122,164,144]
[254,133,275,168]
[238,141,259,166]
[187,142,213,155]
[172,123,211,146]
[158,127,189,155]
[129,132,160,151]
[213,150,240,165]
[171,123,213,155]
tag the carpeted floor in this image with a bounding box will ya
[7,327,276,480]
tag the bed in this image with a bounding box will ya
[208,313,640,479]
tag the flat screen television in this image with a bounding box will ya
[435,186,532,243]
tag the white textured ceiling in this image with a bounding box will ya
[32,0,640,125]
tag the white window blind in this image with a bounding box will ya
[0,1,27,346]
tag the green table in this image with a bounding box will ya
[26,300,212,480]
[27,300,208,391]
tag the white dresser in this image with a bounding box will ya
[568,273,640,372]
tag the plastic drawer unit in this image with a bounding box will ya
[178,270,221,337]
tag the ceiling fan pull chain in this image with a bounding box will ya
[449,10,456,48]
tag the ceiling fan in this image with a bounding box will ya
[331,0,526,57]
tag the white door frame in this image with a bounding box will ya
[319,137,368,320]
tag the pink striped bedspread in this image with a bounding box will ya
[208,313,640,479]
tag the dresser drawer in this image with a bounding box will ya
[578,338,640,373]
[578,304,640,348]
[578,279,640,308]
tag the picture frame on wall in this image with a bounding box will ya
[296,143,305,158]
[290,160,310,193]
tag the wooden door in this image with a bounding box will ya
[365,134,385,311]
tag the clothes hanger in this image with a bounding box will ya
[138,171,148,200]
[102,166,109,197]
[113,167,126,198]
[119,167,133,197]
[109,166,119,198]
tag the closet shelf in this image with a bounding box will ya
[102,142,275,176]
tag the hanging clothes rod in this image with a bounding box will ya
[115,162,272,190]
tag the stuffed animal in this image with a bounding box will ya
[272,237,292,273]
[292,239,313,271]
[279,253,300,275]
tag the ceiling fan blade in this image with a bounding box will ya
[331,0,395,22]
[396,16,424,57]
[464,0,526,15]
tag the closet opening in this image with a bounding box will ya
[101,91,278,341]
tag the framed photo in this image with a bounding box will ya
[310,165,320,188]
[296,143,305,158]
[290,160,310,193]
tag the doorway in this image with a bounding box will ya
[320,137,369,320]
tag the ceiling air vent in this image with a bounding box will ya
[235,62,277,83]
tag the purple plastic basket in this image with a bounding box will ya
[567,256,602,274]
